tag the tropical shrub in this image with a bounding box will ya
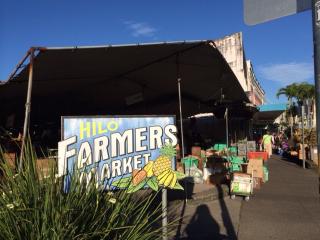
[0,142,167,240]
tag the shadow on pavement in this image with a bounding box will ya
[217,185,237,240]
[171,178,194,240]
[173,183,237,240]
[178,204,228,240]
[279,152,313,168]
[168,177,195,201]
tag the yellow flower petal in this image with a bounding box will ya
[109,198,117,204]
[6,203,14,209]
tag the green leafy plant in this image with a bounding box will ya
[0,140,173,240]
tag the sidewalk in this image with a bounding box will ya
[168,184,241,240]
[238,155,320,240]
[169,155,320,240]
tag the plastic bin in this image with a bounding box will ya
[213,143,227,151]
[229,156,245,164]
[228,146,238,154]
[263,166,269,182]
[182,156,199,168]
[229,164,241,172]
[247,151,268,161]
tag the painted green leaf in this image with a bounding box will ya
[111,177,132,188]
[127,179,147,193]
[175,171,186,180]
[146,177,159,191]
[172,182,184,190]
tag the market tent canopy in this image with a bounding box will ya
[0,40,249,127]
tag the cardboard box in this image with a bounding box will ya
[3,153,16,168]
[238,143,246,151]
[176,162,184,173]
[247,158,263,178]
[231,172,252,195]
[232,172,251,182]
[253,177,262,189]
[247,141,256,149]
[191,146,201,157]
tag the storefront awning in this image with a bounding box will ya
[253,104,287,124]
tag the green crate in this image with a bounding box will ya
[229,156,245,164]
[213,143,227,151]
[263,166,269,182]
[182,156,199,168]
[228,146,238,154]
[229,164,241,172]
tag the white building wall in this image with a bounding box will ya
[214,32,248,91]
[214,32,265,106]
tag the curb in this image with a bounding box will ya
[168,182,230,205]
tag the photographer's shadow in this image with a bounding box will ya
[182,204,228,240]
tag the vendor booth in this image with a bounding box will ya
[0,40,269,198]
[0,40,249,153]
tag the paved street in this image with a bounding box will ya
[238,155,320,240]
[171,155,320,240]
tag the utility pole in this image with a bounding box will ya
[302,105,306,169]
[312,0,320,193]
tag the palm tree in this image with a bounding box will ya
[276,82,315,135]
[295,82,315,129]
[276,83,299,136]
[295,82,315,104]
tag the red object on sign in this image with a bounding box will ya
[247,151,268,161]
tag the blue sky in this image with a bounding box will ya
[0,0,315,103]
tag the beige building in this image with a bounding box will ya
[214,32,265,106]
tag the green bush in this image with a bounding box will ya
[0,142,167,240]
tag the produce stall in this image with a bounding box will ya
[179,141,270,200]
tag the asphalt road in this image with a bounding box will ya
[238,155,320,240]
[170,155,320,240]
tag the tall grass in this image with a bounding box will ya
[0,141,167,240]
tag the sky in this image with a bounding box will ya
[0,0,315,103]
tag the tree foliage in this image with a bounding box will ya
[276,82,315,104]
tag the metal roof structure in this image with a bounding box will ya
[0,40,249,127]
[253,104,287,124]
[258,103,287,112]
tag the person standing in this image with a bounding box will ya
[262,131,273,158]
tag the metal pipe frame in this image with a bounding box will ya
[19,48,35,171]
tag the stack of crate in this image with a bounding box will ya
[246,141,256,153]
[237,143,247,157]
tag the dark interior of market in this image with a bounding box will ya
[0,41,256,156]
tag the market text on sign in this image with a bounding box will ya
[58,123,178,183]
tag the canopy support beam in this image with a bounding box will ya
[19,48,35,171]
[177,54,185,159]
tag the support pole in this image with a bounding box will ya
[19,48,35,171]
[176,54,185,159]
[225,107,229,148]
[162,188,168,240]
[302,105,306,169]
[312,0,320,194]
[178,77,185,159]
[176,55,189,206]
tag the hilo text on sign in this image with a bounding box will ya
[58,116,177,189]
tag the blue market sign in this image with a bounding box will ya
[58,116,184,192]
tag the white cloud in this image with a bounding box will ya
[257,62,314,85]
[123,21,157,37]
